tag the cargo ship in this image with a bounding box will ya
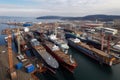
[33,31,69,53]
[67,38,120,66]
[25,34,59,71]
[65,29,120,53]
[33,31,77,72]
[65,32,109,50]
[42,40,77,72]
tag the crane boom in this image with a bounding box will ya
[7,33,13,69]
[7,29,17,80]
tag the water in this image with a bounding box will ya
[0,17,120,80]
[0,16,62,23]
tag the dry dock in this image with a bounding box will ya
[0,45,34,80]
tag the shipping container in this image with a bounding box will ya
[15,62,23,70]
[25,64,35,73]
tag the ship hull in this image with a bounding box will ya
[43,43,77,72]
[65,32,103,49]
[30,47,58,71]
[67,39,112,66]
[86,39,102,49]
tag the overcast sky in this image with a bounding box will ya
[0,0,120,17]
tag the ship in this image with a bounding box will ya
[33,31,77,72]
[48,34,69,53]
[67,38,120,66]
[25,33,59,72]
[64,28,120,53]
[42,40,77,72]
[65,31,110,50]
[64,29,102,49]
[33,30,69,53]
[65,32,87,43]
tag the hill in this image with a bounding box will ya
[36,15,120,21]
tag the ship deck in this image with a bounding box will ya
[0,45,34,80]
[45,41,76,65]
[33,45,59,69]
[76,42,109,57]
[54,50,76,65]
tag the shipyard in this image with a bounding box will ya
[0,0,120,80]
[0,17,120,80]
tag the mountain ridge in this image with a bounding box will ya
[36,14,120,21]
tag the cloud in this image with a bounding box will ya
[0,8,50,12]
[0,0,120,17]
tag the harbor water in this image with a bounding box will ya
[0,17,120,80]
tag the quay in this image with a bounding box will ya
[0,45,35,80]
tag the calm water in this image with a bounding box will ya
[0,17,120,80]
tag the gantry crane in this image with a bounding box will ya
[7,29,17,80]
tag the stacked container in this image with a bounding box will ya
[25,64,35,73]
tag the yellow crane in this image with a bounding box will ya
[7,29,17,80]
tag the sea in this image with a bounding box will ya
[0,17,120,80]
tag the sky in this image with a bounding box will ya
[0,0,120,17]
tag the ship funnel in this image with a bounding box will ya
[70,55,74,64]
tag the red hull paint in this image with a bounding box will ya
[43,44,77,72]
